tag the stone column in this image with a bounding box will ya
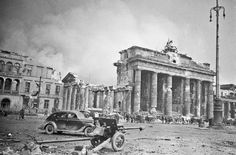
[75,87,79,110]
[62,87,67,110]
[11,80,17,92]
[109,89,114,113]
[73,86,77,110]
[160,76,166,113]
[10,78,13,94]
[96,91,100,108]
[99,91,104,109]
[134,69,141,113]
[17,80,20,93]
[2,78,5,93]
[102,90,109,113]
[224,102,230,119]
[195,80,201,117]
[122,91,126,112]
[150,72,158,113]
[70,85,76,110]
[84,87,89,110]
[88,89,94,108]
[126,87,132,114]
[179,78,184,114]
[79,86,85,110]
[207,82,214,120]
[66,86,70,110]
[222,101,224,119]
[165,74,172,116]
[202,82,208,116]
[184,78,191,116]
[231,102,235,118]
[114,91,120,112]
[67,86,72,110]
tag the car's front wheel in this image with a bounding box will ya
[84,126,94,136]
[45,124,54,134]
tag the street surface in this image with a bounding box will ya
[0,115,236,155]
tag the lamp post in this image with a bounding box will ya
[209,0,225,124]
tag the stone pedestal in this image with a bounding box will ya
[213,99,223,125]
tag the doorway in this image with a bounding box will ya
[1,98,10,111]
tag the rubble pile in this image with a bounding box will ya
[0,132,100,155]
[0,142,102,155]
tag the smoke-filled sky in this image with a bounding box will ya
[0,0,235,85]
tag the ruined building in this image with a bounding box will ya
[62,72,132,113]
[114,41,215,118]
[0,50,63,113]
[219,84,236,119]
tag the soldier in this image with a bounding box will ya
[19,108,25,119]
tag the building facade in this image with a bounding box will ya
[220,84,236,119]
[0,50,63,113]
[114,42,215,119]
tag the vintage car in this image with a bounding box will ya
[39,111,94,135]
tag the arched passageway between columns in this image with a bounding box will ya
[1,98,11,111]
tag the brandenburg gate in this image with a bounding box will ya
[114,41,215,119]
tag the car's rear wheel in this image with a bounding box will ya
[84,126,94,136]
[45,124,54,134]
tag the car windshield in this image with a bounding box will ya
[67,113,77,119]
[76,111,86,119]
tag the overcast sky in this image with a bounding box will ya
[0,0,235,85]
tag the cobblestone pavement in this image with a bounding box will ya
[0,115,236,155]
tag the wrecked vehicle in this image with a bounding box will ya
[37,117,145,153]
[38,110,94,135]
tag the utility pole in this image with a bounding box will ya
[209,0,225,124]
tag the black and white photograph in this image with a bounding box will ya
[0,0,236,154]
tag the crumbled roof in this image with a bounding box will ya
[120,45,211,72]
[124,46,165,56]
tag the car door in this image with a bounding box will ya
[54,112,67,130]
[66,112,84,131]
